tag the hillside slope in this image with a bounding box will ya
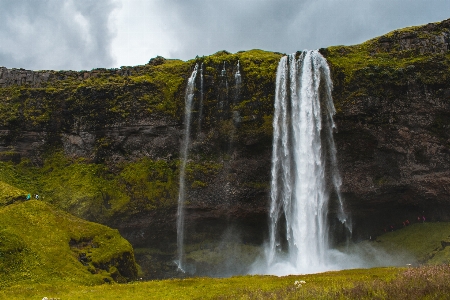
[0,200,138,287]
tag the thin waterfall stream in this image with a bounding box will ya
[176,64,199,273]
[198,63,204,133]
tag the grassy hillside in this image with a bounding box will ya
[0,180,27,205]
[0,155,213,223]
[1,202,450,299]
[0,200,138,289]
[373,222,450,265]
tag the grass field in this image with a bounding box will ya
[2,265,450,299]
[2,199,450,299]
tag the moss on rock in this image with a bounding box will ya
[0,200,138,288]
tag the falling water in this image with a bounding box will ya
[198,63,204,133]
[232,60,241,125]
[264,51,349,275]
[233,60,241,105]
[221,62,228,97]
[176,64,198,272]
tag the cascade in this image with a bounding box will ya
[221,61,228,88]
[232,60,241,124]
[233,60,241,105]
[198,63,204,133]
[176,64,199,272]
[218,61,229,119]
[264,50,349,275]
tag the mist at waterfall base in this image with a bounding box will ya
[175,52,410,278]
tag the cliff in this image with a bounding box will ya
[323,19,450,237]
[0,19,449,278]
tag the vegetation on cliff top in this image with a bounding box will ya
[322,18,450,112]
[0,200,138,289]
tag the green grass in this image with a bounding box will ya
[0,180,27,205]
[0,267,397,299]
[3,265,450,299]
[0,200,138,289]
[371,222,450,264]
[1,197,450,299]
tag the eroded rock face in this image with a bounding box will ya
[0,67,51,87]
[325,19,450,239]
[334,80,450,239]
[0,66,136,88]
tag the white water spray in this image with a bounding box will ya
[262,51,349,275]
[176,64,199,272]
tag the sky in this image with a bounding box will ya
[0,0,449,71]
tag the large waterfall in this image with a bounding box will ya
[176,64,198,272]
[263,50,348,275]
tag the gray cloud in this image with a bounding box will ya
[157,0,450,60]
[0,0,118,70]
[1,0,449,70]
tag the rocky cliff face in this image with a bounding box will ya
[324,18,450,239]
[0,20,449,278]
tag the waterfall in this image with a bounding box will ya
[233,60,241,105]
[176,64,199,272]
[222,61,228,91]
[198,63,204,133]
[264,51,349,275]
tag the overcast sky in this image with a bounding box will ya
[0,0,449,70]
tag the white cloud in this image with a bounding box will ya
[110,0,181,67]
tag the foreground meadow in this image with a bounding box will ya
[1,201,450,299]
[1,265,450,299]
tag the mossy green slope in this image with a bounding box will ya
[0,153,225,226]
[0,180,27,205]
[373,222,450,265]
[0,200,138,288]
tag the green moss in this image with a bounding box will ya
[242,181,269,190]
[0,200,138,288]
[370,222,450,264]
[322,22,450,112]
[0,181,27,205]
[0,153,182,222]
[186,161,222,184]
[118,157,178,210]
[191,180,207,189]
[131,59,189,118]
